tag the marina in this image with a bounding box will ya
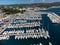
[0,11,51,40]
[0,9,60,45]
[0,0,60,45]
[0,11,42,34]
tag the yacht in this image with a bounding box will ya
[49,42,52,45]
[0,35,9,40]
[39,43,43,45]
[46,31,50,38]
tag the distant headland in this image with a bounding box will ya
[0,2,60,8]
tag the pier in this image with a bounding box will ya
[47,13,60,23]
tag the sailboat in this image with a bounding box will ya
[39,28,43,37]
[49,42,52,45]
[39,43,43,45]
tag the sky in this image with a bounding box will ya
[0,0,60,5]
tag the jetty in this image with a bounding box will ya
[48,13,60,23]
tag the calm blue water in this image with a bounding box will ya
[39,8,60,16]
[0,8,60,45]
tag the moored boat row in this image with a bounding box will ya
[2,28,50,40]
[0,35,9,40]
[30,42,52,45]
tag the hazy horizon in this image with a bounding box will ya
[0,0,60,5]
